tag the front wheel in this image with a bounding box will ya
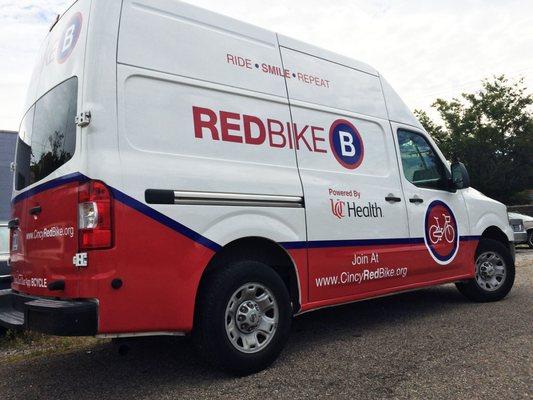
[455,238,515,302]
[444,224,455,243]
[193,261,292,375]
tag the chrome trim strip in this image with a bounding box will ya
[96,331,185,339]
[173,191,304,208]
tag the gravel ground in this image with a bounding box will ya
[0,249,531,400]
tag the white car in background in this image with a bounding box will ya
[508,212,533,248]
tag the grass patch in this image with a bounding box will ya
[0,329,106,364]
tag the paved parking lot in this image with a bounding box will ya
[0,249,531,400]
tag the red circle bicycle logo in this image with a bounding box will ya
[424,200,459,265]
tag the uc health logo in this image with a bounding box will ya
[424,200,459,265]
[330,199,383,220]
[330,199,345,219]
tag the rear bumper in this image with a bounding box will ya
[0,275,12,290]
[0,289,97,336]
[0,259,11,290]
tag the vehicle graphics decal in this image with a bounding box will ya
[11,173,480,325]
[330,200,383,219]
[12,172,89,204]
[12,173,221,252]
[192,107,365,169]
[57,12,83,64]
[111,185,222,252]
[11,174,479,254]
[329,119,364,169]
[226,53,331,88]
[330,199,345,219]
[424,200,459,265]
[281,236,479,250]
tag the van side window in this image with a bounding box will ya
[397,130,448,190]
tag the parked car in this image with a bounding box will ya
[0,221,11,290]
[0,0,516,374]
[508,212,533,248]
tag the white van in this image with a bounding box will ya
[0,0,515,374]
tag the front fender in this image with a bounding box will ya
[462,188,513,241]
[473,212,514,242]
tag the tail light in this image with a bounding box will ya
[78,181,113,250]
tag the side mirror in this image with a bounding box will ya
[451,161,470,189]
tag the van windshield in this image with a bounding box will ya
[15,77,78,190]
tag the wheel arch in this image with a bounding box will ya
[195,236,302,317]
[480,225,512,252]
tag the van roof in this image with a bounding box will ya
[277,34,379,77]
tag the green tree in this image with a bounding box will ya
[414,75,533,205]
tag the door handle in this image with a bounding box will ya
[409,197,424,204]
[29,205,42,215]
[385,195,402,203]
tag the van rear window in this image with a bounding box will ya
[15,77,78,190]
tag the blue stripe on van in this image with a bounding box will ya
[11,172,221,252]
[110,186,222,252]
[11,172,89,204]
[11,173,482,254]
[460,235,482,241]
[280,235,481,250]
[280,237,422,250]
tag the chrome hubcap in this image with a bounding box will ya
[225,283,278,354]
[236,300,262,333]
[475,251,506,292]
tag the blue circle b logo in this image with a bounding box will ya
[57,12,83,64]
[329,119,364,169]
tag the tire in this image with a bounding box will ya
[527,230,533,249]
[0,327,6,337]
[193,261,292,375]
[455,238,515,302]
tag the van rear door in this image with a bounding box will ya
[11,77,81,298]
[10,0,91,298]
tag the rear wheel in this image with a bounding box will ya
[455,238,515,302]
[193,261,292,375]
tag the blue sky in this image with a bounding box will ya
[1,0,532,131]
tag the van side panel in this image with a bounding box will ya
[380,76,424,130]
[279,47,388,120]
[95,197,216,333]
[279,47,416,303]
[118,0,288,98]
[112,0,307,332]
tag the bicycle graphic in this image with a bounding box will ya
[428,214,455,245]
